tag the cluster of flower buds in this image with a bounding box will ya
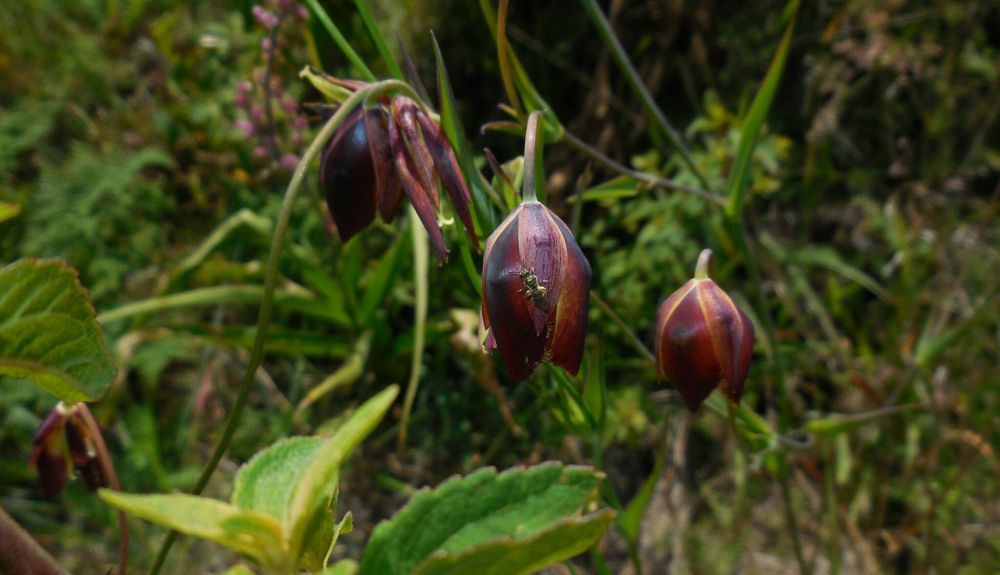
[479,112,591,380]
[233,0,310,171]
[28,403,109,497]
[318,79,479,261]
[654,249,755,411]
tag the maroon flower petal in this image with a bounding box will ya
[413,110,480,252]
[547,213,591,376]
[483,215,546,380]
[29,407,69,498]
[364,108,404,222]
[319,108,377,243]
[65,413,107,491]
[389,115,449,261]
[517,203,565,336]
[701,282,754,404]
[390,96,439,207]
[656,280,719,411]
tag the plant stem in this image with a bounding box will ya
[78,404,128,575]
[521,111,543,202]
[0,505,66,575]
[561,129,726,206]
[779,468,810,575]
[579,0,713,193]
[590,291,655,366]
[147,80,407,575]
[694,248,714,280]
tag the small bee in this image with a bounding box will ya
[518,268,549,311]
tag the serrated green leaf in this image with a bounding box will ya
[0,259,116,402]
[287,385,399,560]
[359,463,610,575]
[416,510,614,575]
[98,490,286,569]
[232,436,325,522]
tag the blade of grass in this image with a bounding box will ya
[304,0,376,82]
[579,0,712,194]
[354,0,404,80]
[725,0,800,218]
[398,209,429,448]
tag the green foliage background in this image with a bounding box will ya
[1,0,998,573]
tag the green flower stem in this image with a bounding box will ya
[522,111,544,202]
[398,209,429,448]
[579,0,712,194]
[147,80,408,575]
[78,404,128,575]
[694,248,714,280]
[304,0,376,82]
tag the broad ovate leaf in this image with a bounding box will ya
[358,463,613,575]
[0,259,116,402]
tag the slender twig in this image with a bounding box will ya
[590,291,655,366]
[561,129,726,206]
[147,80,409,575]
[77,404,128,575]
[579,0,713,193]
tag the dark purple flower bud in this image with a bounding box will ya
[317,82,479,261]
[480,201,591,380]
[655,249,755,411]
[64,411,108,491]
[28,403,110,495]
[28,407,69,498]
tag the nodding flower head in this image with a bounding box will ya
[655,250,755,411]
[319,81,478,262]
[28,403,108,497]
[479,112,591,380]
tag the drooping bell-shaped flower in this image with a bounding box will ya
[28,402,108,497]
[480,112,591,380]
[318,79,479,262]
[655,249,755,411]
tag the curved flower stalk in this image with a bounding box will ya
[318,78,479,261]
[480,112,591,380]
[655,249,755,411]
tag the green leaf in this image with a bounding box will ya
[322,560,360,575]
[231,436,324,522]
[359,231,409,326]
[794,245,888,300]
[0,259,116,402]
[574,176,639,204]
[0,201,21,224]
[416,510,615,575]
[98,490,286,569]
[359,463,612,575]
[725,0,799,218]
[287,385,399,560]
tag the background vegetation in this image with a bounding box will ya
[1,0,998,573]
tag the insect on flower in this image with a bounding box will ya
[518,267,549,311]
